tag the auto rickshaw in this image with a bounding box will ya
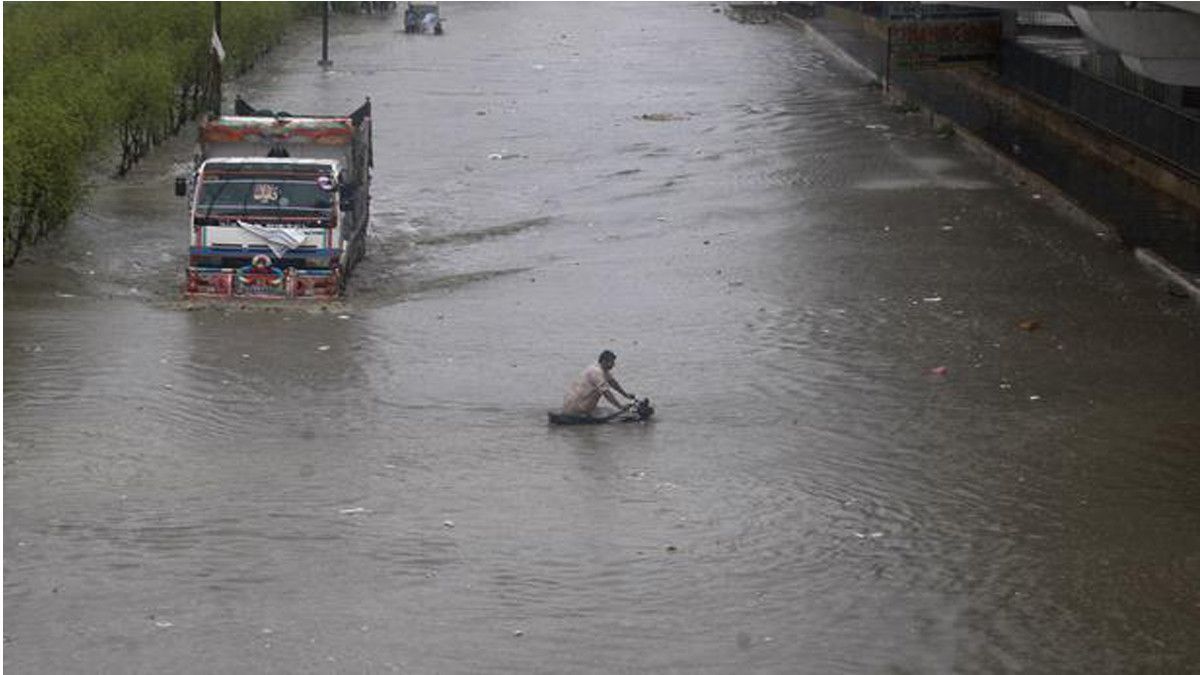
[405,2,443,34]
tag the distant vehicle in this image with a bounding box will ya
[177,98,373,299]
[405,1,443,34]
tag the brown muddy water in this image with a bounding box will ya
[5,4,1200,673]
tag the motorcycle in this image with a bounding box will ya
[548,397,656,426]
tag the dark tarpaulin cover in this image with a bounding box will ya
[233,96,371,126]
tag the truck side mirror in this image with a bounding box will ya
[175,176,188,197]
[339,183,356,211]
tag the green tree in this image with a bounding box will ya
[3,1,311,267]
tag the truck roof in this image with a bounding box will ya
[201,157,340,167]
[199,157,343,174]
[201,116,356,146]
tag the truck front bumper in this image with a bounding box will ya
[186,265,341,299]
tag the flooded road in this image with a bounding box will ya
[6,4,1200,673]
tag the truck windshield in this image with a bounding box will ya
[197,176,334,220]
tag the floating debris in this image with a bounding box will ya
[639,113,688,122]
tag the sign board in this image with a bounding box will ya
[889,18,1002,70]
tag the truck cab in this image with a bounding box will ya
[180,100,372,299]
[186,158,356,297]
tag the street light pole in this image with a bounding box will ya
[319,1,333,68]
[212,1,223,115]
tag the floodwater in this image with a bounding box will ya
[5,4,1200,673]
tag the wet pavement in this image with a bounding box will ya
[5,4,1200,673]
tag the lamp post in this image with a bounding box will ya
[211,1,223,115]
[319,1,333,68]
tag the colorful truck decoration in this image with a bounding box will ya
[179,98,373,299]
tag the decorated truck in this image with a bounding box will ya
[178,97,373,299]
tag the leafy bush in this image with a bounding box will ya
[3,1,309,266]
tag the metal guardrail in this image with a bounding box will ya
[997,44,1200,178]
[790,5,1200,179]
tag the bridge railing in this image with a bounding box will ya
[997,44,1200,178]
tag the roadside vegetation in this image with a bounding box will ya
[2,2,331,266]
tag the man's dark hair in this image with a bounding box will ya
[599,350,616,363]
